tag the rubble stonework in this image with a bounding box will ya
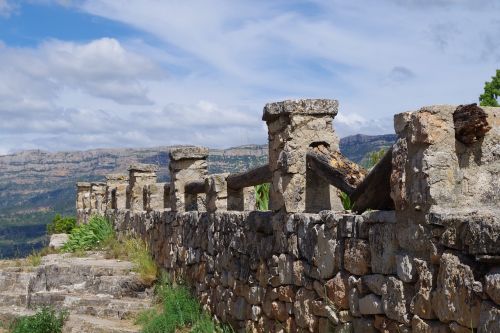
[76,102,499,332]
[105,174,128,210]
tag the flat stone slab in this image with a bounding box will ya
[169,146,209,161]
[262,99,339,121]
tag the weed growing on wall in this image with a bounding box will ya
[106,236,158,284]
[62,215,114,252]
[255,183,270,211]
[138,274,233,333]
[8,307,68,333]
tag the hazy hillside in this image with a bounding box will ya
[0,134,395,258]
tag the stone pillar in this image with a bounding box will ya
[205,173,229,212]
[127,164,159,212]
[105,174,128,210]
[228,187,256,211]
[164,183,171,210]
[76,182,91,224]
[169,147,209,212]
[145,182,166,211]
[90,182,107,214]
[263,99,340,213]
[76,182,91,210]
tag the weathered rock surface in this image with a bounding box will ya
[0,252,152,333]
[49,233,69,249]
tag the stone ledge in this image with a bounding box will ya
[169,146,209,161]
[262,99,339,122]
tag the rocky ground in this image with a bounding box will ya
[0,252,154,333]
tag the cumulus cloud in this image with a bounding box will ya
[0,0,498,154]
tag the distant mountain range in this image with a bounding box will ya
[0,134,396,258]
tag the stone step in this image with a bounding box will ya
[0,292,28,306]
[30,254,151,298]
[63,314,142,333]
[29,291,152,320]
[0,270,32,293]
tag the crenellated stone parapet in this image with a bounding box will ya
[75,101,499,332]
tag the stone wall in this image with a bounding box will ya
[77,100,499,332]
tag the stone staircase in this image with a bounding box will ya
[0,252,154,333]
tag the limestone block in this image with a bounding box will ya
[359,293,384,315]
[478,301,500,333]
[228,186,256,211]
[313,223,339,279]
[396,253,417,283]
[90,182,107,213]
[369,223,398,274]
[411,259,436,320]
[293,288,318,331]
[49,233,69,249]
[353,317,377,333]
[448,322,472,333]
[411,316,451,333]
[361,274,387,296]
[205,173,230,212]
[76,182,91,210]
[326,271,350,310]
[431,253,481,328]
[382,276,413,325]
[344,238,371,275]
[485,267,500,305]
[349,287,361,317]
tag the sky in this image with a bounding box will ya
[0,0,498,154]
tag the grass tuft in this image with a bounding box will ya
[106,237,158,284]
[138,274,233,333]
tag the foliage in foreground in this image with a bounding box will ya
[8,307,68,333]
[46,214,77,235]
[106,236,158,284]
[138,275,233,333]
[255,183,270,211]
[480,69,500,107]
[62,215,114,252]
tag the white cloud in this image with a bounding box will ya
[0,0,15,17]
[0,0,498,154]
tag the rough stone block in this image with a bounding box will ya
[344,238,371,275]
[370,223,398,274]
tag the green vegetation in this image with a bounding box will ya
[339,192,354,211]
[46,214,76,234]
[26,250,42,266]
[479,69,500,107]
[363,148,387,170]
[7,307,68,333]
[255,183,270,211]
[62,215,114,252]
[106,237,158,284]
[138,275,233,333]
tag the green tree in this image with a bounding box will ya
[479,69,500,107]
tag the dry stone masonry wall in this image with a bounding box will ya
[77,100,499,333]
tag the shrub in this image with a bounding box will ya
[26,250,42,267]
[46,214,76,235]
[363,148,387,170]
[62,215,114,252]
[9,307,68,333]
[255,183,270,211]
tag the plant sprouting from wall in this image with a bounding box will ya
[255,183,270,211]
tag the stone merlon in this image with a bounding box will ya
[169,146,209,161]
[128,163,159,173]
[105,174,129,182]
[262,98,339,122]
[76,182,91,188]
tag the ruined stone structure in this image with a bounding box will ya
[77,100,499,333]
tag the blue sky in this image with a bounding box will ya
[0,0,498,153]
